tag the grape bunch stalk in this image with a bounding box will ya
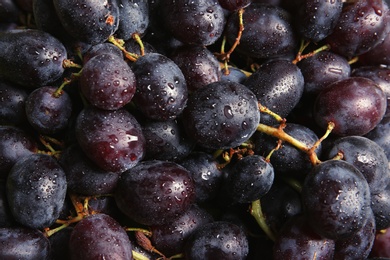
[1,0,390,259]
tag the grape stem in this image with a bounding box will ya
[250,199,276,242]
[132,250,150,260]
[292,40,330,64]
[132,33,145,56]
[108,35,139,62]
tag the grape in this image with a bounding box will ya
[302,159,371,240]
[313,77,387,136]
[184,221,249,260]
[243,59,304,125]
[79,53,136,110]
[115,160,196,226]
[182,81,260,150]
[352,66,390,98]
[69,213,133,260]
[75,106,145,173]
[358,32,390,66]
[370,227,390,258]
[225,3,297,59]
[131,53,188,120]
[371,185,390,230]
[53,0,120,44]
[0,81,28,126]
[273,214,335,259]
[220,67,247,84]
[25,86,73,134]
[325,0,390,58]
[0,29,67,88]
[161,0,226,46]
[325,135,390,194]
[6,153,67,229]
[217,0,251,11]
[116,0,149,40]
[0,227,50,260]
[82,42,123,64]
[365,115,390,159]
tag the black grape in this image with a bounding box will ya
[220,67,248,84]
[217,0,251,11]
[75,106,145,173]
[116,0,149,40]
[365,115,390,159]
[53,0,120,44]
[313,77,387,136]
[182,81,260,150]
[371,185,390,230]
[243,59,304,125]
[358,32,390,66]
[352,66,390,98]
[302,159,371,240]
[370,227,390,258]
[0,81,28,126]
[0,227,50,260]
[6,153,67,229]
[0,29,67,88]
[79,53,136,110]
[161,0,226,46]
[225,3,297,59]
[69,213,133,260]
[82,42,123,64]
[115,160,196,226]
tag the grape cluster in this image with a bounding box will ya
[1,0,390,259]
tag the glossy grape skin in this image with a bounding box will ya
[0,29,67,88]
[358,32,390,66]
[82,42,123,64]
[313,77,387,136]
[243,59,304,125]
[225,3,297,59]
[184,221,249,260]
[161,0,226,46]
[6,153,67,229]
[53,0,119,44]
[297,51,351,97]
[325,136,390,194]
[220,67,247,84]
[371,185,390,230]
[352,66,390,98]
[222,155,274,204]
[0,126,37,179]
[179,151,223,203]
[302,160,371,240]
[141,119,195,162]
[217,0,251,11]
[169,45,222,92]
[131,53,188,120]
[325,0,390,58]
[296,0,343,42]
[69,213,133,260]
[115,160,196,226]
[25,86,72,134]
[75,107,145,173]
[182,81,260,150]
[59,144,120,196]
[273,215,335,260]
[365,115,390,159]
[334,209,376,260]
[0,81,28,126]
[150,204,214,256]
[116,0,149,40]
[370,227,390,258]
[0,227,50,260]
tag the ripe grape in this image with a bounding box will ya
[116,0,149,40]
[352,66,390,98]
[0,81,28,126]
[82,42,123,64]
[371,185,390,230]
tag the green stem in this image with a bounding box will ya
[250,200,276,242]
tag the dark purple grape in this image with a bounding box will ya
[365,115,390,159]
[141,119,195,161]
[0,0,21,23]
[0,126,37,179]
[80,54,136,111]
[273,215,335,260]
[371,185,390,230]
[222,155,274,204]
[243,59,304,125]
[296,0,343,42]
[0,81,28,126]
[325,0,390,58]
[6,153,67,229]
[184,221,249,260]
[297,50,351,97]
[0,29,67,88]
[123,38,157,57]
[150,204,214,256]
[182,81,260,150]
[169,45,222,92]
[82,42,123,64]
[334,208,376,260]
[75,106,145,173]
[218,0,251,11]
[131,53,188,120]
[225,3,297,59]
[69,213,133,260]
[59,144,120,196]
[53,0,119,44]
[352,66,390,98]
[115,160,196,226]
[325,135,390,194]
[358,32,390,66]
[313,77,387,136]
[25,86,72,134]
[179,151,224,203]
[0,227,50,260]
[116,0,149,40]
[254,123,321,179]
[370,227,390,258]
[302,159,371,240]
[161,0,226,46]
[220,67,247,84]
